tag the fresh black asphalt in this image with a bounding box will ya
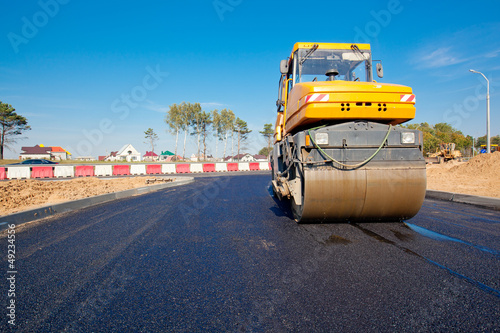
[1,173,499,332]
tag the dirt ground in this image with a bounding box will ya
[1,153,499,216]
[426,151,500,198]
[0,176,174,216]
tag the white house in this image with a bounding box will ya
[110,144,141,162]
[224,153,255,162]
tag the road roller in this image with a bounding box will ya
[271,42,426,223]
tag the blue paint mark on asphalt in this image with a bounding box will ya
[423,257,500,299]
[406,223,500,258]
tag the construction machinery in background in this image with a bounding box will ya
[426,143,462,163]
[480,144,499,153]
[271,42,426,223]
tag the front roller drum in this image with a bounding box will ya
[293,166,426,222]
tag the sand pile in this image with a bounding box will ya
[0,177,168,216]
[426,152,500,198]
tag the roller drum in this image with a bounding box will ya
[294,164,426,222]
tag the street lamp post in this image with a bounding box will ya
[469,69,490,153]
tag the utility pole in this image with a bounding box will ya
[469,69,490,153]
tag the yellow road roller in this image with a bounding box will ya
[271,42,426,222]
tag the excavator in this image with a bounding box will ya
[271,42,426,223]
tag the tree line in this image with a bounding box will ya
[164,102,252,160]
[401,122,478,155]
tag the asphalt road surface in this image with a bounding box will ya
[1,173,499,332]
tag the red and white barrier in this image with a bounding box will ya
[215,163,227,172]
[259,162,270,170]
[239,162,250,171]
[203,163,216,172]
[2,161,271,180]
[75,165,94,177]
[227,163,238,172]
[7,167,30,179]
[54,165,74,178]
[249,162,260,171]
[162,164,176,174]
[95,165,113,176]
[147,164,162,175]
[176,164,191,173]
[113,165,130,176]
[32,166,54,178]
[130,164,146,175]
[190,163,203,173]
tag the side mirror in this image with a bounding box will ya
[280,59,289,74]
[376,63,384,78]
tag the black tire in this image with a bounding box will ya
[290,165,305,223]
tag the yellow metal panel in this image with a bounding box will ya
[284,81,416,134]
[291,42,371,55]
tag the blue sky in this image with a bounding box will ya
[1,0,499,159]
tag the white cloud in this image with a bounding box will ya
[200,102,227,109]
[143,100,168,113]
[419,47,467,69]
[485,49,500,58]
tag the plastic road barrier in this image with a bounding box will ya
[162,164,176,174]
[113,165,130,176]
[75,165,94,177]
[176,164,191,173]
[215,163,227,172]
[95,165,113,176]
[227,163,238,172]
[203,163,216,172]
[190,163,203,173]
[0,168,6,180]
[147,164,162,174]
[32,166,54,178]
[239,162,250,171]
[7,167,31,179]
[249,162,260,171]
[130,164,146,175]
[259,162,270,170]
[54,165,75,178]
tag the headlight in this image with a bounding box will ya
[401,132,415,144]
[315,132,328,145]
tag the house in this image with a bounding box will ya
[116,144,141,162]
[224,153,255,162]
[75,156,95,161]
[253,154,268,161]
[143,151,159,161]
[102,145,141,162]
[103,151,119,161]
[159,150,175,161]
[20,145,71,160]
[50,146,71,160]
[190,153,213,162]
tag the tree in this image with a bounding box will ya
[177,102,194,160]
[475,134,500,148]
[144,128,159,153]
[220,109,235,159]
[401,122,473,155]
[165,103,182,157]
[212,109,222,159]
[259,123,274,156]
[234,117,251,160]
[189,103,203,158]
[0,102,30,159]
[197,110,212,160]
[259,147,272,156]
